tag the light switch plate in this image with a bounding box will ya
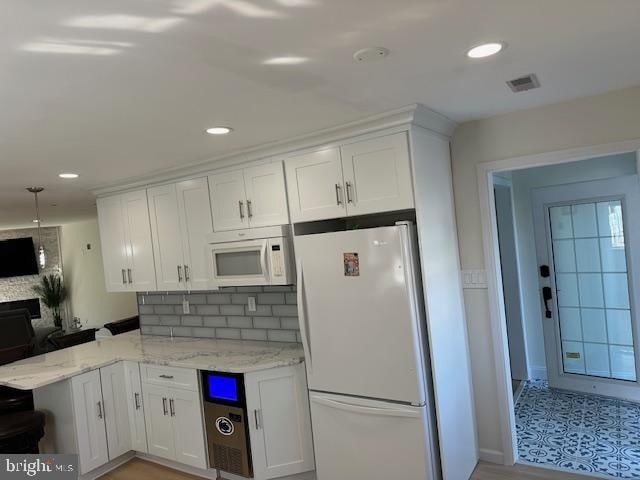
[461,269,488,289]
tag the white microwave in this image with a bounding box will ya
[206,225,294,288]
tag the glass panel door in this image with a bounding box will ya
[549,199,636,381]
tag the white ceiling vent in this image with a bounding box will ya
[506,74,540,93]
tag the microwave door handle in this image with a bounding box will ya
[296,259,312,373]
[260,241,269,282]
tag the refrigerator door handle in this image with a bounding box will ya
[312,394,420,418]
[296,259,312,372]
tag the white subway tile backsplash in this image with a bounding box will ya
[137,287,299,342]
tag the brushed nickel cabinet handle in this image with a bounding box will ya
[134,393,141,410]
[335,184,343,206]
[159,374,174,379]
[169,398,175,417]
[254,409,262,429]
[127,268,133,284]
[239,200,245,220]
[247,200,253,218]
[97,401,103,419]
[177,265,183,282]
[346,182,354,204]
[162,397,168,416]
[122,269,127,284]
[184,265,190,282]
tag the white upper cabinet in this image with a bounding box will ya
[148,184,185,291]
[209,162,289,231]
[208,170,249,231]
[244,163,289,228]
[97,190,156,292]
[284,133,414,222]
[340,132,414,216]
[176,178,213,290]
[148,178,213,291]
[96,195,129,292]
[284,148,346,223]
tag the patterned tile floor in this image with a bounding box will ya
[516,380,640,478]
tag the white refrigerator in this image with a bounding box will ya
[295,222,440,480]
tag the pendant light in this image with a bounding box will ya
[27,187,46,269]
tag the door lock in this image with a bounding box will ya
[542,286,553,319]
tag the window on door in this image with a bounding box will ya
[549,199,636,381]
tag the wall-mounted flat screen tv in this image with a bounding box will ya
[0,237,39,278]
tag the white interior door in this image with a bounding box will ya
[295,225,428,405]
[148,184,185,291]
[244,162,289,228]
[309,392,437,480]
[177,178,213,290]
[533,175,640,399]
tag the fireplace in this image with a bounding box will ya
[0,298,41,319]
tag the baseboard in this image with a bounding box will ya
[479,448,505,464]
[79,451,136,480]
[528,366,547,380]
[136,453,217,479]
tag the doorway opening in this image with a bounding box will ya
[488,151,640,478]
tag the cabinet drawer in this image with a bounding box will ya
[140,365,198,391]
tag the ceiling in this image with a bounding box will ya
[2,0,640,228]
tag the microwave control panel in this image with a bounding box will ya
[270,244,285,277]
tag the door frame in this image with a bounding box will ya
[477,139,640,465]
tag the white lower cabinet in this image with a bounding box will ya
[71,370,110,474]
[245,363,315,480]
[141,366,207,469]
[123,361,148,453]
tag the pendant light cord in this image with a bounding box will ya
[34,190,42,248]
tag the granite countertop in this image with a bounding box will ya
[0,330,305,390]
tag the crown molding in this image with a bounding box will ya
[93,103,456,196]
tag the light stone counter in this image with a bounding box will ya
[0,330,305,390]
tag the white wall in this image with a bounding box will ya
[450,85,640,459]
[510,154,637,379]
[60,218,137,329]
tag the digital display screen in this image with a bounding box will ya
[206,374,238,402]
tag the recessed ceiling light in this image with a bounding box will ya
[353,47,390,63]
[206,127,233,135]
[263,56,309,65]
[59,173,79,179]
[467,42,504,59]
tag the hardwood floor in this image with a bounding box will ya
[98,458,206,480]
[100,459,599,480]
[471,461,599,479]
